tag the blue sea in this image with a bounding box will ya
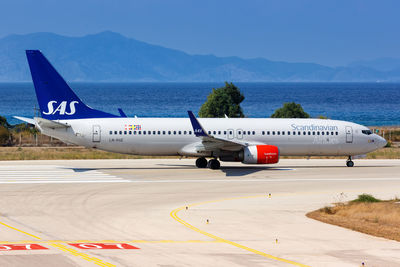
[0,82,399,126]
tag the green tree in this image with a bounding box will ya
[0,126,10,145]
[199,82,245,118]
[0,116,10,128]
[271,102,310,118]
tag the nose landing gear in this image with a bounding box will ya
[346,156,354,167]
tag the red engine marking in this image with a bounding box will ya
[256,145,279,164]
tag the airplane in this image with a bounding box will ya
[15,50,387,169]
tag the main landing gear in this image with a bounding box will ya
[346,156,354,167]
[195,157,220,170]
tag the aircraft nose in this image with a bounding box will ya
[377,136,387,148]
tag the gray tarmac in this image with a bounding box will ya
[0,159,399,267]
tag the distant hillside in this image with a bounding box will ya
[0,31,399,82]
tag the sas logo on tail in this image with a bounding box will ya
[43,101,79,115]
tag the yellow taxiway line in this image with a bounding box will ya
[170,194,311,267]
[0,239,221,244]
[0,219,116,267]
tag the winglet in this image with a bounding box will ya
[118,108,127,117]
[187,111,208,137]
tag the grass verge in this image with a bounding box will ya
[307,194,400,242]
[0,147,180,160]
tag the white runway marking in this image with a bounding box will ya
[127,177,400,183]
[0,165,130,184]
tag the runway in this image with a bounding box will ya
[0,159,399,267]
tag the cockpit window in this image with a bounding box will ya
[362,130,372,135]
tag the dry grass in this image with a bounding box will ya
[0,147,180,161]
[366,147,400,159]
[307,198,400,242]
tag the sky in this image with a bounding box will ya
[0,0,399,66]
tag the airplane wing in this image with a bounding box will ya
[187,111,263,152]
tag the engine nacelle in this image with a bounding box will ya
[242,145,279,164]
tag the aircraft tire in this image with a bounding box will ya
[346,160,354,167]
[196,157,208,168]
[208,159,220,170]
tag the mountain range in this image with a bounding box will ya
[0,31,399,82]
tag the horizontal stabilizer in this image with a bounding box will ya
[35,117,70,129]
[13,116,35,125]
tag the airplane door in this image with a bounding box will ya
[92,125,101,142]
[227,129,234,139]
[345,126,353,143]
[236,129,243,139]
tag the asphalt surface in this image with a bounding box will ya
[0,159,399,267]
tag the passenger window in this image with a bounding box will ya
[178,131,181,135]
[114,131,117,134]
[267,131,270,135]
[312,131,315,135]
[224,131,227,135]
[321,132,324,135]
[336,132,338,135]
[292,131,295,135]
[119,131,122,135]
[143,131,146,135]
[138,131,141,135]
[213,131,216,135]
[303,131,306,135]
[262,131,265,135]
[247,131,251,135]
[282,131,285,135]
[153,131,156,135]
[129,131,132,135]
[148,131,151,135]
[162,131,165,135]
[308,132,311,135]
[168,131,171,135]
[109,131,112,135]
[208,131,211,134]
[229,131,233,135]
[317,132,320,135]
[173,131,176,135]
[189,131,192,135]
[298,131,301,135]
[252,131,255,135]
[218,131,221,135]
[134,131,137,135]
[288,131,290,135]
[124,131,127,135]
[272,131,275,135]
[331,132,334,135]
[277,131,280,135]
[243,131,246,135]
[326,132,329,135]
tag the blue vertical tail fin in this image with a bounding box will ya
[26,50,118,120]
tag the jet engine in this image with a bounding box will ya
[219,145,279,164]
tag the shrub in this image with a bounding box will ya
[271,102,310,118]
[351,194,381,203]
[0,126,10,145]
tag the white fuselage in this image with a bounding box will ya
[37,117,386,157]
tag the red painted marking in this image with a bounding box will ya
[68,243,139,250]
[0,244,48,251]
[256,145,279,164]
